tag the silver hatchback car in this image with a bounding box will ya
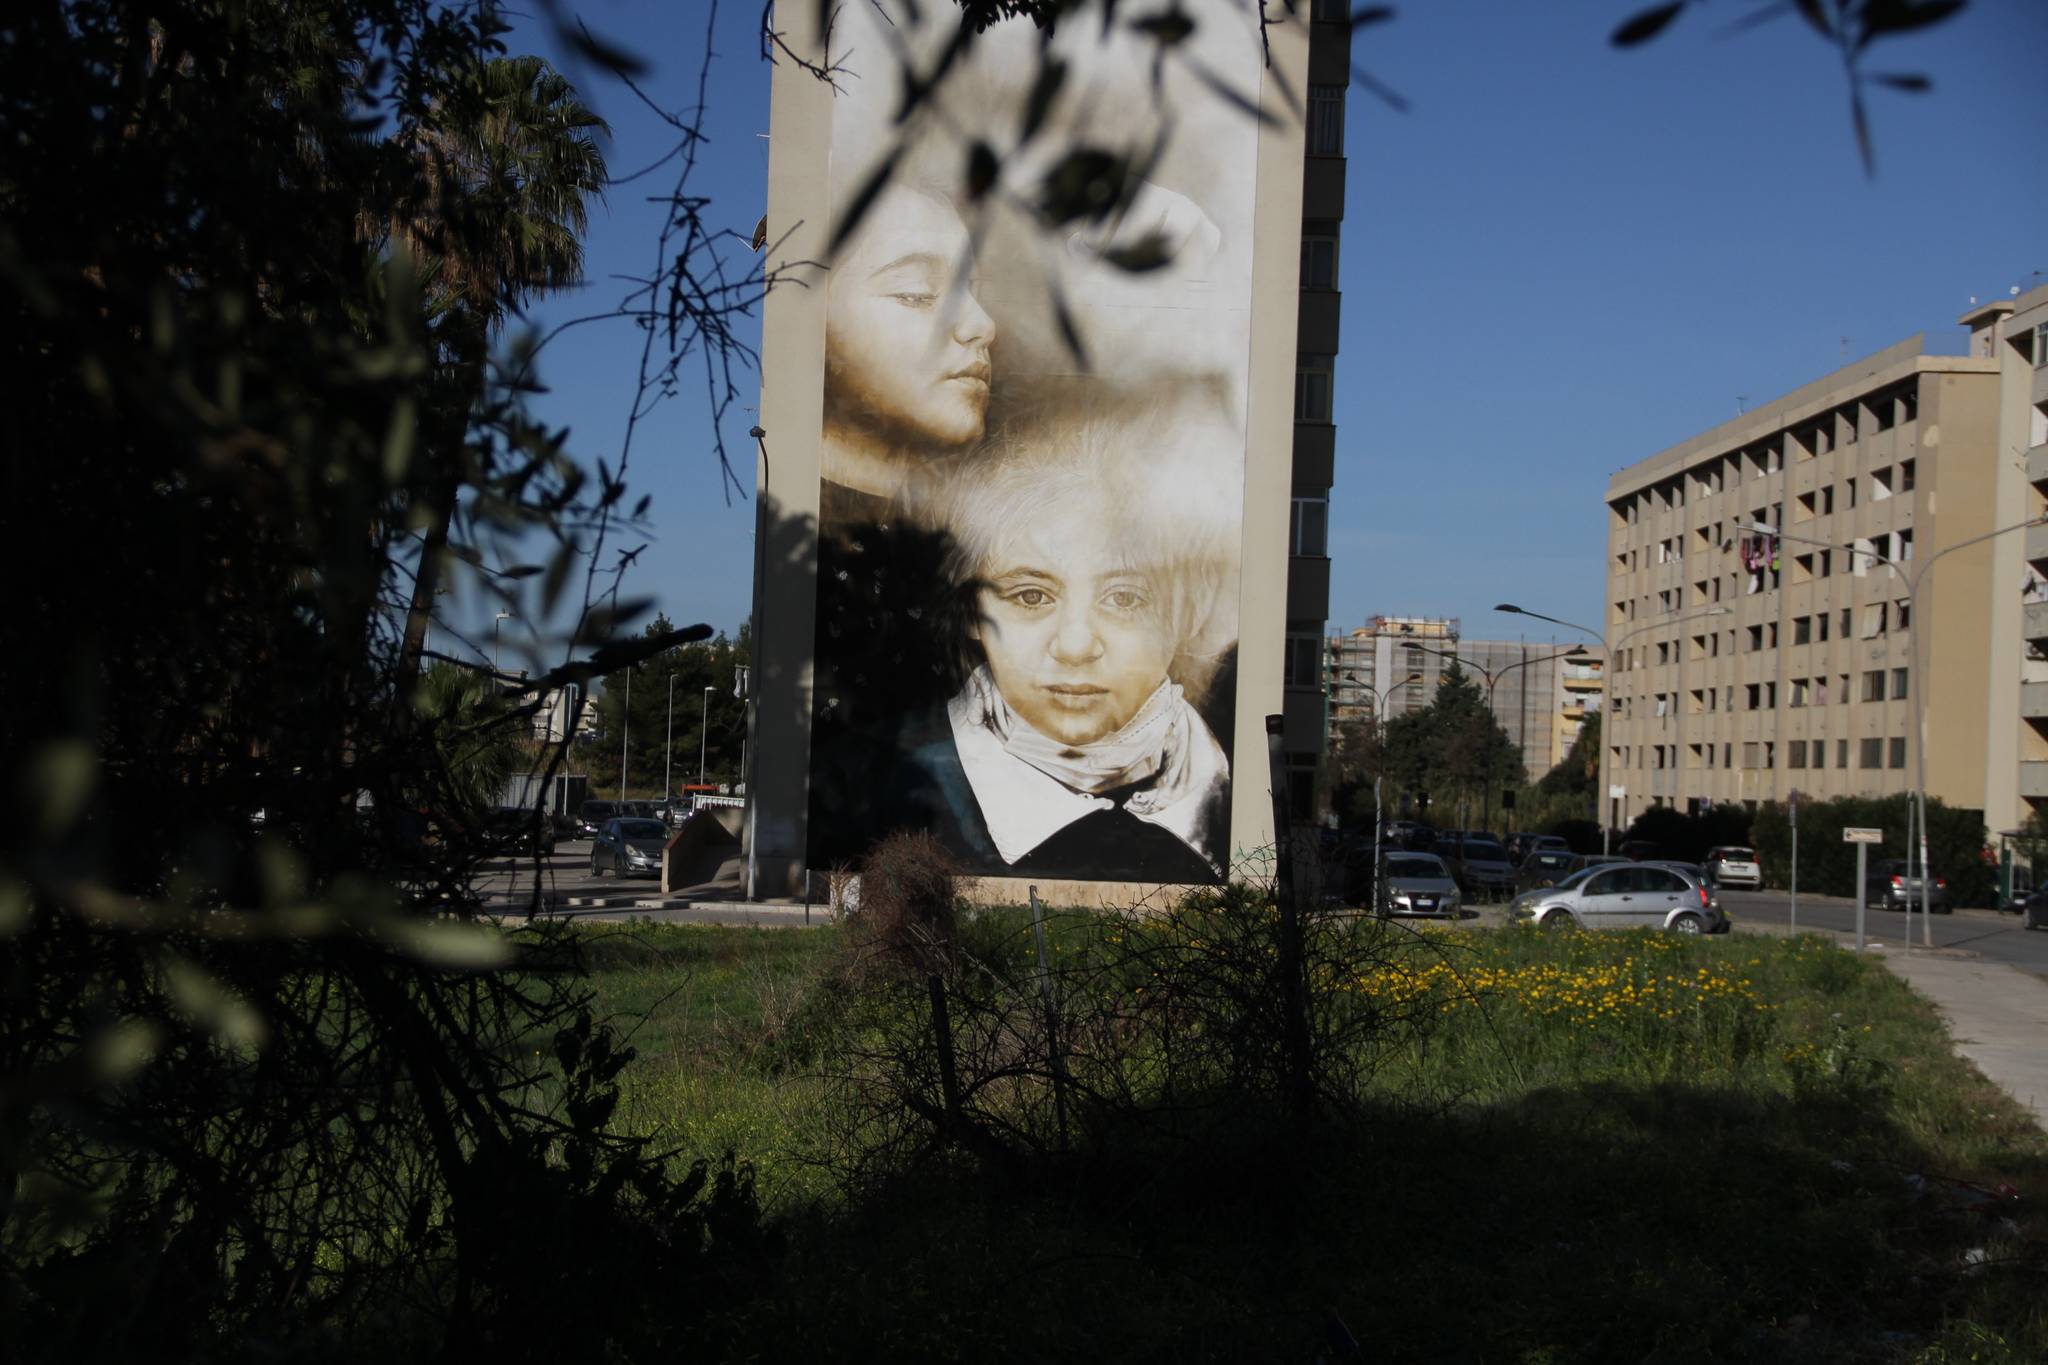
[1508,861,1725,935]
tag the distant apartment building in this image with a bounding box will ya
[1327,615,1605,785]
[532,685,600,745]
[1602,297,2048,836]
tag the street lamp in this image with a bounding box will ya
[1507,602,1731,852]
[1740,515,2048,945]
[1345,670,1422,914]
[493,609,514,674]
[665,673,678,817]
[618,664,632,806]
[699,685,714,786]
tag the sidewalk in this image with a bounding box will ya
[1876,952,2048,1129]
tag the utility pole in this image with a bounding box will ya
[618,665,631,805]
[699,686,714,785]
[665,673,678,813]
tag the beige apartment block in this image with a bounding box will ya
[1601,326,2011,832]
[2006,285,2048,822]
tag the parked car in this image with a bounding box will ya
[1432,835,1516,900]
[1384,820,1436,852]
[2021,888,2048,931]
[1617,839,1663,862]
[1865,859,1950,913]
[1509,862,1726,935]
[1514,849,1582,896]
[1703,845,1763,890]
[480,806,557,858]
[1378,851,1463,918]
[590,817,672,878]
[1505,832,1569,864]
[576,799,619,838]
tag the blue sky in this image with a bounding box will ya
[503,0,2047,661]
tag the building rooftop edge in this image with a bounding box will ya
[1603,334,2001,499]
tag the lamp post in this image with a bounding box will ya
[1503,602,1732,853]
[493,609,514,674]
[1344,670,1423,914]
[665,673,678,817]
[1741,515,2048,946]
[699,686,714,786]
[618,665,631,806]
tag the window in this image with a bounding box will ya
[1745,683,1761,711]
[1815,676,1829,706]
[1793,615,1811,645]
[1888,737,1907,769]
[1723,743,1732,769]
[1742,742,1761,769]
[1840,608,1853,638]
[1837,739,1849,767]
[1859,738,1883,769]
[1295,354,1333,422]
[1300,230,1338,290]
[1790,678,1809,708]
[1896,599,1911,631]
[1788,740,1807,769]
[1811,739,1826,769]
[1765,681,1778,708]
[1821,485,1834,515]
[1862,669,1885,702]
[2037,322,2048,370]
[1837,674,1850,705]
[1307,85,1345,155]
[1290,495,1329,557]
[1747,625,1764,652]
[1891,667,1908,700]
[1284,633,1321,688]
[1817,612,1830,642]
[1899,459,1915,493]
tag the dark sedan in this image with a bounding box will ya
[1433,836,1517,900]
[591,817,672,878]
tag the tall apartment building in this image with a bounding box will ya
[1326,616,1605,785]
[1276,6,1351,814]
[1601,311,2038,834]
[2005,285,2048,820]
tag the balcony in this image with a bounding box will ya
[1286,554,1331,623]
[2025,682,2048,720]
[2028,601,2048,645]
[2027,442,2048,491]
[2023,761,2048,802]
[1292,422,1334,489]
[1302,156,1345,220]
[2029,522,2048,576]
[1297,289,1341,353]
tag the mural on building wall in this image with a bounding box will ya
[805,0,1262,884]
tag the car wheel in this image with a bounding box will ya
[590,852,604,878]
[1670,912,1704,936]
[1542,910,1576,932]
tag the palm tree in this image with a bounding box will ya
[388,55,610,688]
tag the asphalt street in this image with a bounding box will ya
[1714,888,2048,975]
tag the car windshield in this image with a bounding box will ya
[1718,848,1757,861]
[1386,856,1444,878]
[617,820,668,839]
[1552,865,1604,890]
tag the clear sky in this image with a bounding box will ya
[502,0,2047,663]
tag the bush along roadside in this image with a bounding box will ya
[1752,793,1996,906]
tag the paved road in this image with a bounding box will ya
[1716,888,2048,975]
[478,837,658,904]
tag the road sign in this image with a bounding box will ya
[1844,827,1883,844]
[1608,784,1626,799]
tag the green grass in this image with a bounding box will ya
[570,919,2048,1362]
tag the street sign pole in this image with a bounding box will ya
[1855,841,1867,952]
[1789,790,1800,936]
[1844,827,1882,951]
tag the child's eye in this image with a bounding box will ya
[1104,588,1148,612]
[890,292,936,308]
[1010,587,1051,608]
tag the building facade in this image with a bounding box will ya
[2005,286,2048,822]
[1600,316,2029,833]
[742,3,1330,901]
[1277,8,1352,816]
[1327,615,1603,785]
